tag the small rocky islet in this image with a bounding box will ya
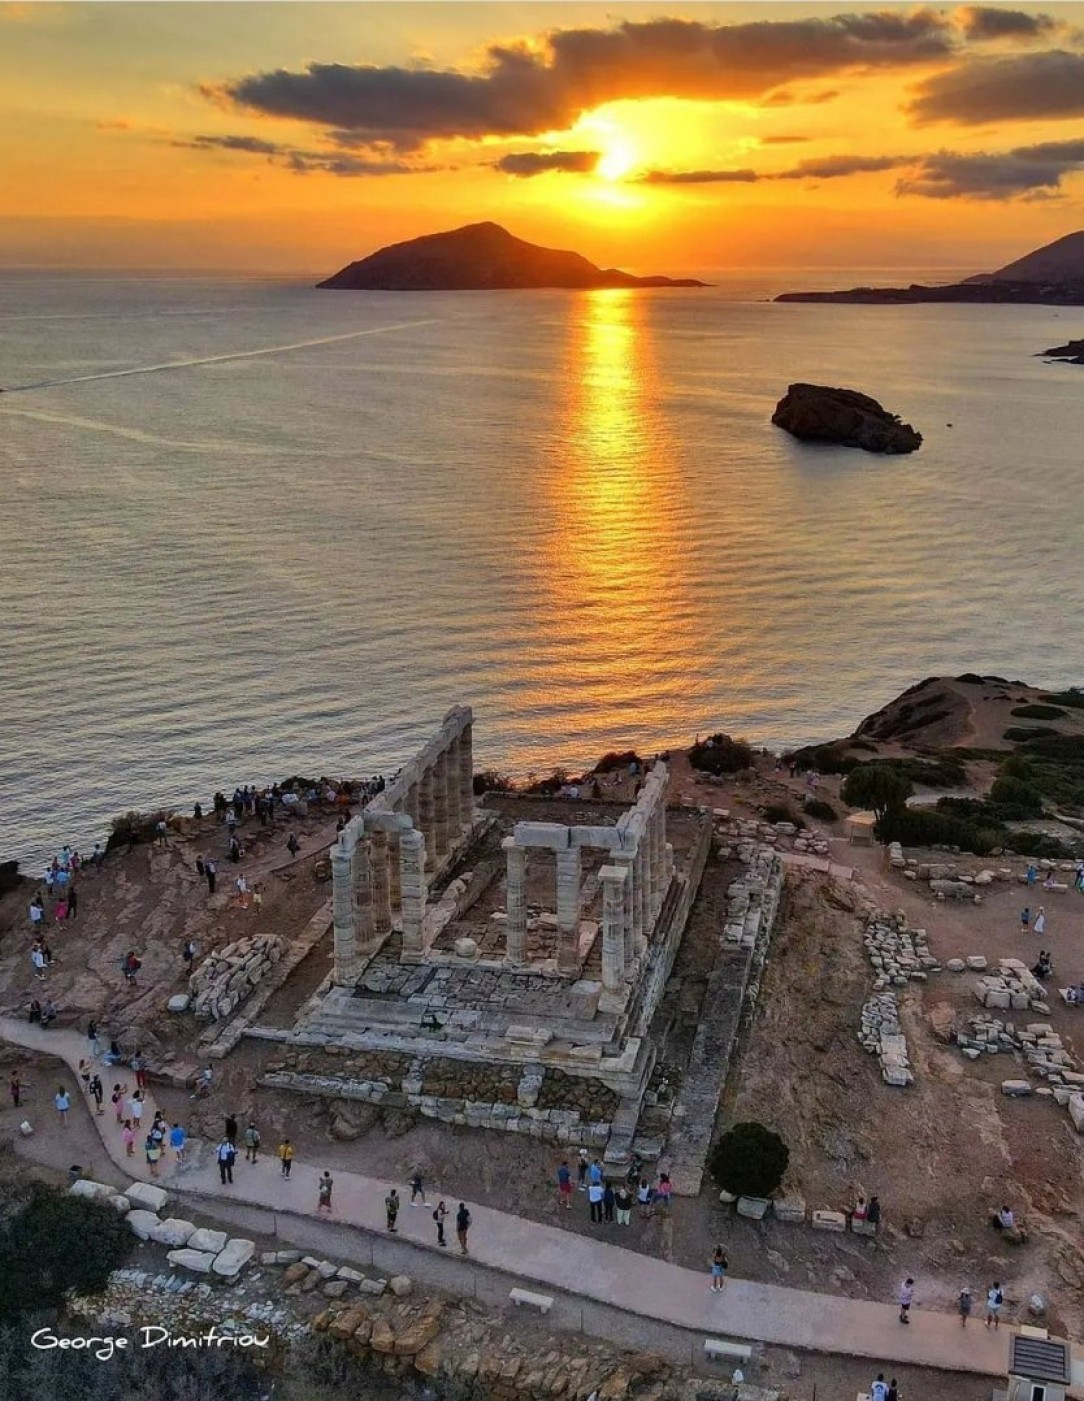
[771,382,922,455]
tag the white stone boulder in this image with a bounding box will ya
[737,1197,770,1220]
[453,937,479,961]
[167,1248,216,1274]
[812,1210,847,1232]
[966,956,988,971]
[389,1275,413,1297]
[69,1179,118,1204]
[187,1228,228,1254]
[149,1218,196,1247]
[126,1209,161,1240]
[212,1238,256,1277]
[946,959,966,973]
[772,1196,806,1224]
[110,1195,131,1213]
[167,994,191,1013]
[1001,1080,1033,1097]
[126,1182,169,1213]
[1068,1095,1084,1133]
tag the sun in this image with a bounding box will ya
[596,138,637,183]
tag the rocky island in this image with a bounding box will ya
[772,382,922,454]
[317,221,705,291]
[775,229,1084,306]
[1039,338,1084,365]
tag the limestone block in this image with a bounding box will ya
[167,1248,216,1274]
[851,1218,878,1237]
[812,1211,847,1232]
[212,1238,256,1277]
[126,1182,168,1213]
[946,959,966,973]
[1001,1080,1033,1097]
[69,1179,119,1204]
[149,1218,197,1247]
[126,1209,161,1240]
[315,1259,339,1279]
[772,1196,806,1223]
[389,1275,413,1297]
[514,823,570,850]
[336,1266,365,1283]
[322,1280,349,1298]
[966,956,988,971]
[737,1197,770,1220]
[1068,1095,1084,1133]
[719,1190,738,1205]
[453,937,479,961]
[359,1278,387,1296]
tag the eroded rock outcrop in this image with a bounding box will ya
[772,382,922,454]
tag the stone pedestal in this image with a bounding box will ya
[458,724,474,834]
[400,829,427,960]
[371,829,392,935]
[556,847,581,974]
[600,864,629,993]
[504,839,527,965]
[432,753,449,859]
[331,845,359,986]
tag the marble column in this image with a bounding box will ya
[599,864,628,993]
[330,843,359,986]
[555,846,581,974]
[649,809,663,924]
[432,752,449,860]
[400,828,427,960]
[418,768,436,873]
[614,850,639,968]
[388,830,402,908]
[404,782,420,831]
[458,723,474,834]
[371,829,392,935]
[353,834,375,950]
[504,838,527,965]
[636,842,650,954]
[445,736,462,840]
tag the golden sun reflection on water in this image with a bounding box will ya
[537,289,700,735]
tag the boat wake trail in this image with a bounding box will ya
[2,320,440,392]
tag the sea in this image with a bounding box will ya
[2,266,1083,870]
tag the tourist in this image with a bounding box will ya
[54,894,67,922]
[637,1177,654,1219]
[456,1202,471,1254]
[41,940,54,968]
[128,1089,144,1129]
[958,1287,972,1327]
[235,874,249,906]
[1020,906,1031,933]
[870,1374,888,1401]
[146,1134,162,1176]
[614,1184,632,1226]
[433,1199,447,1247]
[170,1122,187,1163]
[78,1058,91,1094]
[656,1173,673,1216]
[122,1120,135,1157]
[603,1181,616,1223]
[68,886,78,919]
[28,999,41,1025]
[867,1195,882,1228]
[132,1047,147,1090]
[225,1113,238,1146]
[216,1138,236,1185]
[155,818,167,847]
[588,1179,604,1224]
[986,1281,1003,1329]
[228,836,241,864]
[40,998,56,1028]
[194,802,203,821]
[29,895,43,933]
[89,1074,104,1115]
[409,1171,426,1206]
[287,833,300,858]
[577,1148,589,1192]
[992,1204,1015,1231]
[898,1277,914,1325]
[122,950,141,985]
[205,858,217,895]
[92,843,104,871]
[1034,906,1047,937]
[182,939,196,972]
[588,1157,603,1189]
[87,1018,101,1059]
[251,882,263,915]
[55,1086,70,1124]
[318,1171,334,1213]
[191,1065,213,1099]
[886,1380,899,1401]
[31,946,46,981]
[10,1072,21,1110]
[557,1160,573,1209]
[244,1121,261,1163]
[710,1245,728,1292]
[852,1195,868,1221]
[385,1187,400,1231]
[103,1039,122,1066]
[278,1138,293,1178]
[1026,863,1037,887]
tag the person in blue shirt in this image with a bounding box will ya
[170,1123,187,1163]
[557,1161,572,1210]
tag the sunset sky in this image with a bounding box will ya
[6,1,1084,273]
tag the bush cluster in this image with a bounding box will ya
[592,750,642,774]
[709,1121,789,1199]
[689,734,753,776]
[0,1186,130,1322]
[1011,704,1068,721]
[761,804,804,828]
[803,798,838,822]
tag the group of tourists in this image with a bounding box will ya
[382,1176,472,1253]
[556,1151,674,1227]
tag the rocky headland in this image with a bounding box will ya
[771,383,921,454]
[317,221,705,292]
[1039,338,1084,365]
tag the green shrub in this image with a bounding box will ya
[473,769,514,794]
[106,809,171,853]
[593,750,642,774]
[710,1121,789,1199]
[803,798,838,822]
[842,763,913,820]
[1041,689,1084,710]
[1011,704,1068,720]
[787,743,860,775]
[689,734,753,775]
[522,770,568,796]
[762,803,804,827]
[875,806,1001,856]
[1004,727,1057,743]
[989,775,1044,816]
[1005,831,1075,859]
[0,1185,130,1321]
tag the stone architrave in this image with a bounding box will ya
[353,835,375,950]
[418,770,436,873]
[399,829,427,959]
[555,846,581,974]
[458,723,474,833]
[599,865,629,992]
[504,838,527,965]
[370,829,392,935]
[330,845,359,986]
[432,752,449,859]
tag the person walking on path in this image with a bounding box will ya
[899,1277,915,1324]
[710,1246,729,1292]
[78,1059,92,1094]
[68,886,78,920]
[111,1084,126,1123]
[278,1138,293,1178]
[577,1149,589,1192]
[318,1172,334,1214]
[286,833,300,858]
[89,1074,103,1115]
[205,858,217,895]
[557,1160,573,1209]
[615,1185,632,1226]
[182,940,196,973]
[225,1113,238,1146]
[588,1180,604,1224]
[131,1049,147,1091]
[216,1139,236,1185]
[9,1072,21,1110]
[31,947,47,981]
[1034,906,1047,937]
[433,1200,447,1248]
[886,1381,899,1401]
[603,1182,616,1223]
[122,1120,135,1158]
[87,1019,101,1059]
[55,1087,70,1124]
[170,1122,187,1163]
[588,1158,603,1190]
[409,1171,425,1206]
[1020,906,1031,933]
[870,1375,888,1401]
[244,1122,260,1163]
[456,1202,471,1255]
[656,1173,673,1217]
[146,1134,162,1177]
[128,1090,144,1130]
[637,1177,654,1220]
[958,1288,972,1326]
[385,1187,400,1231]
[986,1281,1003,1329]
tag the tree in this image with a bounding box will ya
[0,1186,130,1321]
[709,1121,789,1199]
[841,763,913,821]
[689,734,753,776]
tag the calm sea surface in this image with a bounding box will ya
[2,269,1083,868]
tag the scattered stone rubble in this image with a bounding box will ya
[972,958,1049,1014]
[955,1014,1084,1134]
[859,993,913,1087]
[713,811,830,860]
[189,933,285,1021]
[856,912,938,1088]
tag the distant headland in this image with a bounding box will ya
[317,222,706,292]
[775,230,1084,306]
